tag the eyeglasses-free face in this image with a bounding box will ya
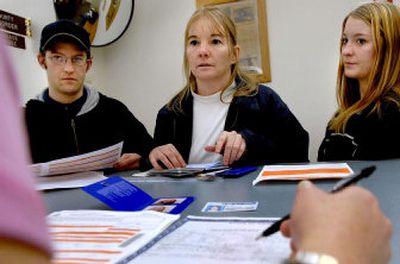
[186,17,239,95]
[341,16,375,95]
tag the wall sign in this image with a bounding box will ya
[0,9,31,50]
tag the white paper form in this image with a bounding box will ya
[36,171,107,190]
[253,163,354,185]
[47,210,179,264]
[31,142,123,177]
[128,216,290,264]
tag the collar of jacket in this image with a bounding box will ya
[36,85,100,116]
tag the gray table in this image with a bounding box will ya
[43,159,400,263]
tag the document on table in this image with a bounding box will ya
[126,216,290,264]
[252,163,354,185]
[31,142,123,177]
[36,171,107,190]
[47,210,179,264]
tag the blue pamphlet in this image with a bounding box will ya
[215,166,258,178]
[82,176,194,214]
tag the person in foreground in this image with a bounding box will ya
[150,7,309,169]
[25,20,154,170]
[0,34,51,263]
[318,2,400,161]
[280,181,392,264]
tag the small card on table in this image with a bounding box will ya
[202,201,258,212]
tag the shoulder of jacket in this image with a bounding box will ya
[98,93,128,108]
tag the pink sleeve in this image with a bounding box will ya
[0,34,52,255]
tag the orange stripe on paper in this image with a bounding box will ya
[50,231,136,236]
[262,168,351,177]
[53,235,131,239]
[49,225,112,228]
[52,257,109,262]
[53,239,123,243]
[108,228,140,232]
[54,249,121,254]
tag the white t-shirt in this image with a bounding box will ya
[188,83,235,164]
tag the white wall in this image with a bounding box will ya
[3,0,369,161]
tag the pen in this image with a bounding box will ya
[255,165,376,240]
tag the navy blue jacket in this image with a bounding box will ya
[318,100,400,161]
[154,85,309,166]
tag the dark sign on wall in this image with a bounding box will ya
[0,9,31,50]
[4,31,26,49]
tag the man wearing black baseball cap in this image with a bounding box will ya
[39,19,91,57]
[25,20,155,170]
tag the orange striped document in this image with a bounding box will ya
[47,210,179,264]
[31,142,123,177]
[252,163,354,185]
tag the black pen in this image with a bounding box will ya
[255,165,376,240]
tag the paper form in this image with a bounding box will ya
[47,210,179,264]
[128,216,290,264]
[31,142,123,177]
[36,171,107,191]
[252,163,354,185]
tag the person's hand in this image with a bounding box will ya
[205,131,246,165]
[113,153,141,170]
[280,181,392,264]
[149,144,186,169]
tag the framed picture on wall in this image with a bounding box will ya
[196,0,271,82]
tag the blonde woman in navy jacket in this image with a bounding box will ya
[149,7,309,169]
[318,3,400,161]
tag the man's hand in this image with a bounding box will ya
[280,180,392,264]
[113,153,142,170]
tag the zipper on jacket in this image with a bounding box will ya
[70,119,80,154]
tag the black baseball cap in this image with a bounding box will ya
[40,19,91,56]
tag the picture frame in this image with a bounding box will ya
[196,0,271,82]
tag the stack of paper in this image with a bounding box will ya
[47,210,179,264]
[252,163,353,185]
[33,142,122,190]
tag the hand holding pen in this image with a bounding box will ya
[256,165,392,264]
[256,166,376,239]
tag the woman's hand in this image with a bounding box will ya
[149,144,186,169]
[205,131,246,165]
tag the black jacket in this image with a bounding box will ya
[318,101,400,161]
[154,85,309,166]
[25,87,155,166]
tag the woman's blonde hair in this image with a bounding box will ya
[167,6,257,113]
[330,2,400,132]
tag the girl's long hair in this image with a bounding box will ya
[330,3,400,132]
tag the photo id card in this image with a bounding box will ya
[202,201,258,213]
